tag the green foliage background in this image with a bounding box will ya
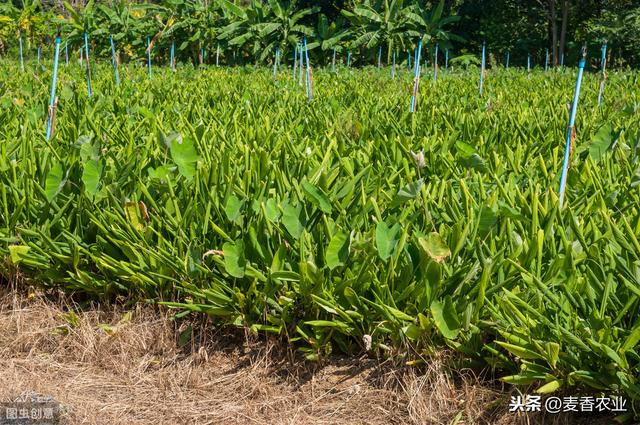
[1,0,639,67]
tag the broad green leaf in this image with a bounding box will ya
[124,202,144,231]
[403,324,422,341]
[44,162,66,202]
[631,168,640,188]
[545,342,560,368]
[430,296,460,339]
[301,181,332,214]
[326,231,350,270]
[463,153,488,173]
[390,179,423,208]
[418,232,451,263]
[167,133,200,180]
[225,195,244,224]
[478,204,498,236]
[376,221,401,261]
[223,240,246,278]
[148,165,175,182]
[621,325,640,352]
[455,140,476,157]
[76,135,99,161]
[9,245,31,264]
[587,124,613,162]
[264,198,281,222]
[282,204,305,239]
[82,159,103,197]
[536,379,562,394]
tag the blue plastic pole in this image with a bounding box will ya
[410,39,423,113]
[377,45,382,70]
[445,48,449,71]
[110,35,119,86]
[433,43,439,81]
[347,50,351,68]
[216,44,220,66]
[84,31,92,97]
[304,37,312,100]
[332,47,336,72]
[147,36,152,79]
[293,44,298,80]
[561,53,565,67]
[392,50,396,79]
[273,47,278,80]
[545,48,549,71]
[170,40,175,71]
[479,42,485,97]
[299,44,304,85]
[19,33,24,72]
[506,51,510,69]
[37,46,40,66]
[527,53,531,73]
[597,42,608,106]
[45,36,61,141]
[558,47,587,208]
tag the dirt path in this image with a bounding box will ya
[0,289,613,425]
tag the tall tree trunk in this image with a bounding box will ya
[559,0,569,64]
[539,0,559,65]
[550,0,558,66]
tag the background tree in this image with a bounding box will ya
[0,3,19,54]
[406,0,462,54]
[312,13,349,64]
[2,0,639,67]
[62,0,102,46]
[342,0,413,64]
[254,0,318,62]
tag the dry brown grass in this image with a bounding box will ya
[0,284,618,425]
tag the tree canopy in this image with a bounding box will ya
[0,0,638,67]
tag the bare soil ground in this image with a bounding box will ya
[0,285,618,425]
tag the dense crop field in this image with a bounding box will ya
[2,59,640,403]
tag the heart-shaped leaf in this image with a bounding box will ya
[167,132,200,180]
[282,203,305,239]
[326,231,350,269]
[44,162,66,202]
[223,240,246,278]
[82,159,103,197]
[390,179,423,208]
[430,296,460,339]
[376,221,401,261]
